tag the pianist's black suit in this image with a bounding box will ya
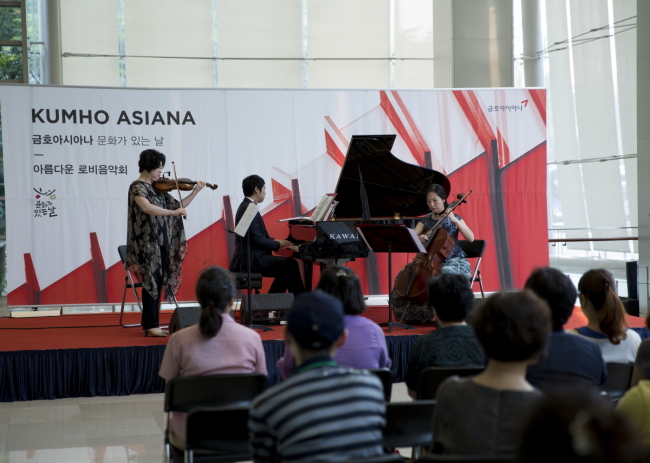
[229,198,305,295]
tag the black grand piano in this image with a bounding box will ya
[287,134,449,290]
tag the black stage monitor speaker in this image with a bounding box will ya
[169,306,202,334]
[240,293,294,324]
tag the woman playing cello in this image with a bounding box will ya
[391,184,474,323]
[413,184,474,278]
[126,149,206,337]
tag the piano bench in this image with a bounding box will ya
[232,272,263,293]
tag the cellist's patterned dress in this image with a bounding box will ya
[126,180,187,304]
[390,213,471,323]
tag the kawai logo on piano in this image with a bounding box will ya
[328,233,360,242]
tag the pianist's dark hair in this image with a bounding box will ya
[316,266,367,315]
[195,266,236,338]
[138,149,166,173]
[426,183,449,208]
[242,175,265,197]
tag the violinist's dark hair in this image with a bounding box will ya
[426,183,449,208]
[242,175,265,197]
[316,266,366,315]
[195,266,236,338]
[471,290,551,362]
[578,269,627,344]
[525,267,578,331]
[427,273,474,322]
[138,149,166,173]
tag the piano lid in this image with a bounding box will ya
[333,135,450,219]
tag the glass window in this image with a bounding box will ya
[0,7,21,41]
[0,45,23,80]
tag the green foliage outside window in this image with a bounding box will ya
[0,7,23,80]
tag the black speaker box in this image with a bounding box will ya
[169,306,202,334]
[240,293,294,325]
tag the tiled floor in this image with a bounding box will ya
[0,382,413,463]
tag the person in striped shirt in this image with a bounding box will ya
[248,290,387,463]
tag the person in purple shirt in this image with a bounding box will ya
[276,266,391,380]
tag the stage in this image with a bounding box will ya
[0,306,647,402]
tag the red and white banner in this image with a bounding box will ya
[0,85,547,306]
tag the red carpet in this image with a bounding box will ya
[0,305,645,353]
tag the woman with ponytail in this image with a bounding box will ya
[159,266,267,448]
[570,269,641,363]
[276,266,392,380]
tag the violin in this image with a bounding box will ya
[153,177,218,192]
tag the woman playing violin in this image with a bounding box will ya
[126,149,206,337]
[413,184,474,279]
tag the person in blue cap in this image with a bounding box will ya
[248,290,387,463]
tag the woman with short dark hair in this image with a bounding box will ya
[432,290,551,455]
[570,269,641,363]
[276,266,391,379]
[126,149,206,337]
[159,266,267,449]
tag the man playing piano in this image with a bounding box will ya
[229,175,306,295]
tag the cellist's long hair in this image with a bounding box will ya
[426,184,449,209]
[578,269,627,344]
[195,266,235,338]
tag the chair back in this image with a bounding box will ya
[416,366,484,400]
[369,368,393,402]
[383,400,436,449]
[604,363,634,399]
[343,454,405,463]
[457,240,486,259]
[185,405,250,457]
[416,454,517,462]
[118,245,128,265]
[164,373,267,413]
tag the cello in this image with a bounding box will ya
[392,190,472,305]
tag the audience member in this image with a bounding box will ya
[159,266,267,448]
[618,314,650,446]
[570,269,641,363]
[276,266,391,380]
[520,387,645,463]
[249,290,386,463]
[432,290,550,455]
[405,273,485,398]
[631,313,650,387]
[524,267,607,390]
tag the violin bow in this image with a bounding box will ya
[171,161,187,220]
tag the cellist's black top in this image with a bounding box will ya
[419,213,467,260]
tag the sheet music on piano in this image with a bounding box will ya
[278,193,338,222]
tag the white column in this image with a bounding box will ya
[638,0,650,317]
[433,0,513,88]
[42,0,62,85]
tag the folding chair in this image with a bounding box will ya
[118,245,180,328]
[383,400,436,459]
[416,366,485,400]
[184,405,251,463]
[369,368,394,402]
[457,240,487,298]
[604,362,634,401]
[416,455,517,462]
[164,373,268,463]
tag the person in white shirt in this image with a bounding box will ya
[569,269,641,363]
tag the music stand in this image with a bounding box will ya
[357,224,426,333]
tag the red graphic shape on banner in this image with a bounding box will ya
[325,129,345,167]
[528,89,547,125]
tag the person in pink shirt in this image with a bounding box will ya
[159,266,267,448]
